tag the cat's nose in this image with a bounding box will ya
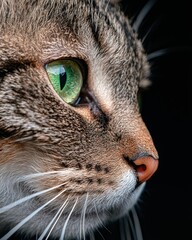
[132,156,159,182]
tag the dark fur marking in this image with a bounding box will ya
[87,178,93,184]
[0,60,33,78]
[97,178,102,184]
[86,163,93,170]
[60,162,69,168]
[0,129,17,138]
[95,164,102,172]
[108,181,114,185]
[115,133,122,141]
[76,162,83,170]
[75,179,83,184]
[104,167,110,173]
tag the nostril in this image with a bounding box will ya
[123,155,159,183]
[134,164,146,173]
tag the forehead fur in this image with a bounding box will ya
[0,0,119,28]
[0,0,140,57]
[0,0,135,57]
[0,0,148,75]
[0,0,149,115]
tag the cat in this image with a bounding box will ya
[0,0,159,239]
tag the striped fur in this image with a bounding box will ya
[0,1,158,239]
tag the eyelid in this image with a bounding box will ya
[45,58,87,72]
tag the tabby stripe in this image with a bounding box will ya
[0,129,17,138]
[83,0,119,49]
[0,60,32,79]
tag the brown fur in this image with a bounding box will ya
[0,0,158,239]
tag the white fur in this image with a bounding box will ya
[0,157,144,239]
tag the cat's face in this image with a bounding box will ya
[0,0,158,239]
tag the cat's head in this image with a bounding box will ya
[0,0,158,239]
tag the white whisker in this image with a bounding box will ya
[79,194,89,240]
[14,136,34,143]
[119,218,125,240]
[127,211,137,240]
[19,169,77,181]
[132,0,158,32]
[147,48,170,60]
[0,189,66,240]
[147,46,192,61]
[94,202,109,233]
[119,216,131,240]
[44,198,69,240]
[141,17,161,44]
[89,231,95,240]
[38,197,69,240]
[59,197,79,240]
[105,0,110,13]
[82,193,89,240]
[96,228,105,240]
[131,207,143,240]
[0,183,65,214]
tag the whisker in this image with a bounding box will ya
[59,197,79,240]
[132,0,158,32]
[44,198,69,240]
[89,231,95,240]
[13,136,34,143]
[82,193,89,240]
[131,207,143,240]
[105,0,110,13]
[0,189,66,240]
[127,211,137,240]
[95,228,105,240]
[120,215,132,240]
[38,197,69,240]
[141,17,161,44]
[119,217,126,240]
[147,48,175,60]
[0,183,65,214]
[80,193,89,240]
[20,169,77,181]
[93,202,110,233]
[147,46,192,61]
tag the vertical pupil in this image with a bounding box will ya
[60,66,66,91]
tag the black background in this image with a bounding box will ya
[122,0,191,239]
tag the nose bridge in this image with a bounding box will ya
[117,114,158,160]
[114,113,159,183]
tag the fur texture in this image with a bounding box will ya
[0,0,158,239]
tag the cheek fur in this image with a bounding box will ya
[0,139,139,239]
[0,140,136,195]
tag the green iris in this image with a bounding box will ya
[45,60,83,105]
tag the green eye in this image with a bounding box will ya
[45,60,83,105]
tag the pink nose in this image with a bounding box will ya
[133,156,159,182]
